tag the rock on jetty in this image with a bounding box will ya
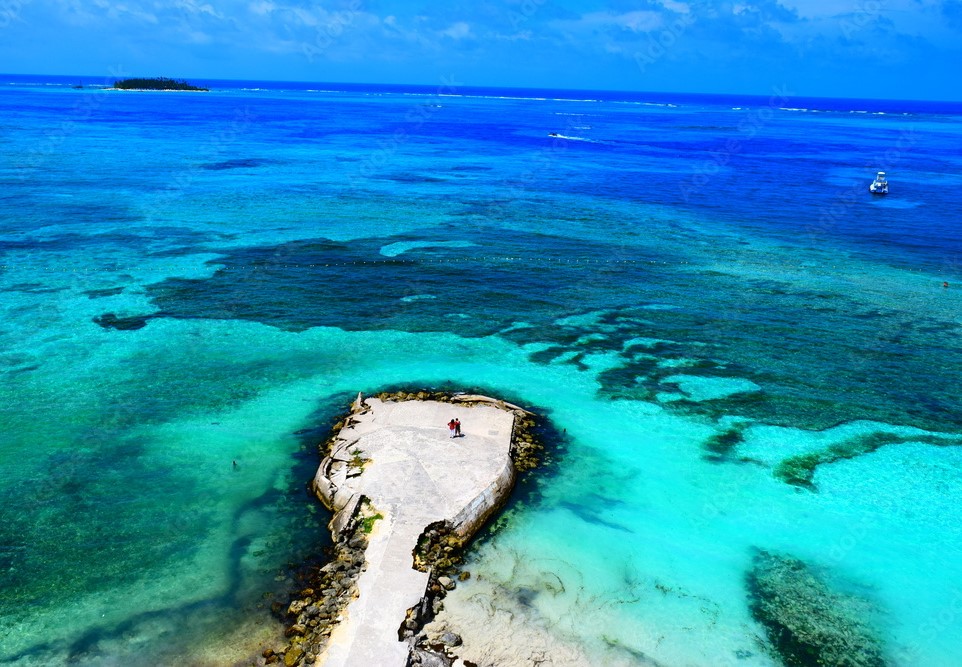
[270,391,539,667]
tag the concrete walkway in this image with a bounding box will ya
[314,398,516,667]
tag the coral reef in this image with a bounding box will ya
[747,549,889,667]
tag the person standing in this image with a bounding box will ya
[454,418,462,437]
[448,419,457,438]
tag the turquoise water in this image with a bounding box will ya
[2,76,962,665]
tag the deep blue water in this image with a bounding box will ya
[2,74,962,666]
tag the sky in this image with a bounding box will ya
[1,0,961,100]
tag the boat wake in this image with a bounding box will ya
[547,133,598,143]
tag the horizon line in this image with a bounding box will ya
[2,72,960,106]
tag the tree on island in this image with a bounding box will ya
[112,77,208,91]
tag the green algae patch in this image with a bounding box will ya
[348,448,370,475]
[747,550,889,667]
[360,513,384,534]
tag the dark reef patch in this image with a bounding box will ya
[95,224,962,434]
[0,227,223,263]
[379,172,448,184]
[4,282,65,294]
[201,157,275,170]
[747,549,890,667]
[449,165,492,172]
[140,230,671,338]
[85,287,125,299]
[703,425,748,463]
[510,296,962,433]
[527,345,570,365]
[774,431,961,491]
[94,312,154,330]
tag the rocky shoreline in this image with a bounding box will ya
[259,390,544,667]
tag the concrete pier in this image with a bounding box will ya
[311,395,519,667]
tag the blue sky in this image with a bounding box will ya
[2,1,961,99]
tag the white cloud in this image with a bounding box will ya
[555,10,664,34]
[439,20,471,39]
[171,0,224,20]
[776,0,944,24]
[248,1,275,17]
[657,0,691,14]
[614,10,664,31]
[92,0,158,24]
[185,29,211,43]
[491,30,532,41]
[766,0,958,46]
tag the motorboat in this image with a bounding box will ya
[870,171,888,195]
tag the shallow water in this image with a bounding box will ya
[2,77,962,665]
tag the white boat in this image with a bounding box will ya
[870,171,888,195]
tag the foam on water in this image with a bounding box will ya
[379,240,477,257]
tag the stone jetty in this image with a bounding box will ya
[268,391,540,667]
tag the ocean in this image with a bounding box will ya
[1,73,961,666]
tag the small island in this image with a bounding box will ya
[110,77,208,91]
